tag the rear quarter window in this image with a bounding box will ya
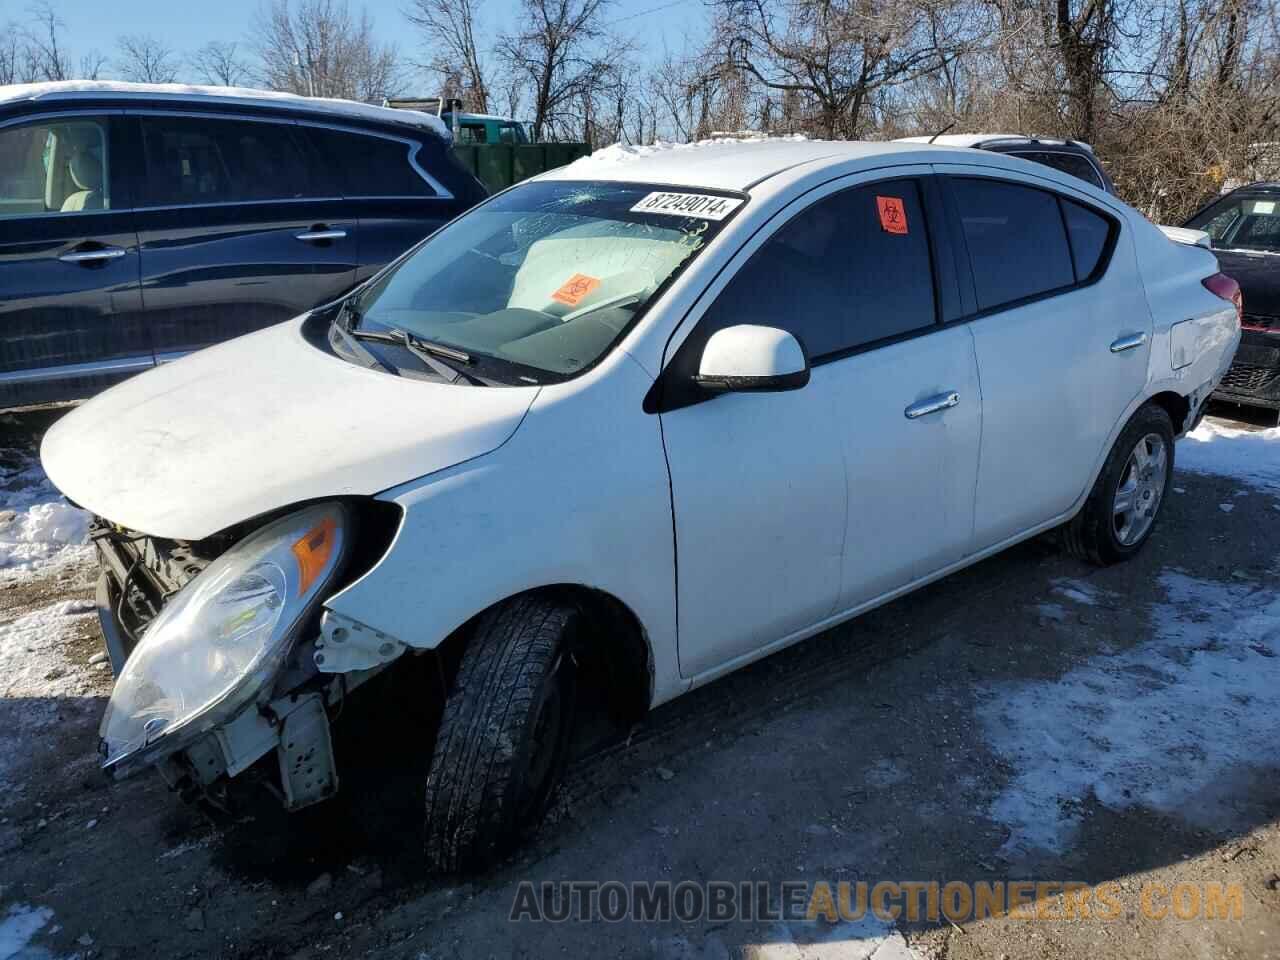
[1061,199,1113,279]
[305,127,437,198]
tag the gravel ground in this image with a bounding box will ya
[1,405,1278,960]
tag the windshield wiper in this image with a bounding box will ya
[349,327,489,386]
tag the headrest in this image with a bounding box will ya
[68,147,103,192]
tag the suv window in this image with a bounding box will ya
[138,115,328,207]
[303,127,437,198]
[699,179,937,359]
[1008,150,1104,190]
[952,177,1074,311]
[0,117,110,218]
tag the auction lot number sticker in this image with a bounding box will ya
[631,192,744,220]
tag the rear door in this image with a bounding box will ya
[0,111,148,405]
[940,168,1151,548]
[129,112,359,358]
[300,125,461,284]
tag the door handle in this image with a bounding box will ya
[58,246,127,264]
[1110,332,1148,353]
[295,228,347,243]
[904,391,960,419]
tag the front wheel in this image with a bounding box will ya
[424,596,578,873]
[1064,403,1175,566]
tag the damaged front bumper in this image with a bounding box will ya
[90,505,402,811]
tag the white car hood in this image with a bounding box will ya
[41,317,539,540]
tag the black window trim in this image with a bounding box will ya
[645,170,955,414]
[939,172,1120,324]
[124,107,453,207]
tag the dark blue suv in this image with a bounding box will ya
[0,83,487,407]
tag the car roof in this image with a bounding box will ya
[896,133,1095,153]
[539,139,995,192]
[0,80,451,140]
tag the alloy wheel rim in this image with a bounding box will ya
[1113,432,1168,546]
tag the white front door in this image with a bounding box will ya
[660,172,980,679]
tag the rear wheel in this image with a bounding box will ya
[424,596,578,872]
[1064,403,1174,565]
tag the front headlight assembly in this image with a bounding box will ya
[100,502,348,774]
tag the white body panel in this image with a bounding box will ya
[41,318,538,540]
[42,140,1241,716]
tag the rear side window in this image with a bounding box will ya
[952,178,1074,311]
[1009,150,1105,190]
[138,116,329,207]
[304,128,437,198]
[699,179,937,359]
[1062,199,1112,279]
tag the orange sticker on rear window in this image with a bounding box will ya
[877,196,908,235]
[551,273,602,307]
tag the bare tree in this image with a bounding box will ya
[406,0,491,111]
[192,40,251,86]
[497,0,625,141]
[25,1,71,81]
[255,0,402,103]
[79,49,108,80]
[116,34,181,84]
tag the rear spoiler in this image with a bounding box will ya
[1158,224,1212,249]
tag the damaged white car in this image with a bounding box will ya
[42,140,1241,871]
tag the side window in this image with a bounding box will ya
[0,117,111,218]
[1062,199,1113,279]
[699,179,937,359]
[138,116,327,207]
[1010,150,1105,190]
[303,128,437,198]
[952,177,1074,311]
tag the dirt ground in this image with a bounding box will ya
[1,405,1279,960]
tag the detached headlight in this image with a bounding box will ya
[100,502,348,773]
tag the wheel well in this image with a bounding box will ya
[1148,390,1192,434]
[439,585,653,727]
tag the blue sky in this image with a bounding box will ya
[39,0,707,81]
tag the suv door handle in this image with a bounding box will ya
[58,246,127,264]
[1110,332,1148,353]
[295,227,347,243]
[905,391,960,419]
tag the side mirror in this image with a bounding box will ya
[695,324,810,393]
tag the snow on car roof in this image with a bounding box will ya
[0,80,451,140]
[542,135,935,191]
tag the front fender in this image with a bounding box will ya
[321,353,686,708]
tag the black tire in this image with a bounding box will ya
[1064,402,1175,566]
[424,595,578,872]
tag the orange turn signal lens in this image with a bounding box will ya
[291,517,338,596]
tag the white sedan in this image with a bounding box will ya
[42,140,1241,871]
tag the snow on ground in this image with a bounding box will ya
[564,134,811,174]
[0,452,91,582]
[0,903,54,960]
[981,570,1280,857]
[1177,417,1280,490]
[740,918,922,959]
[0,599,99,795]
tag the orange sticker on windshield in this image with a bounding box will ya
[877,196,908,235]
[551,273,601,307]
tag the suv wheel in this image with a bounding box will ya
[424,596,578,872]
[1064,403,1175,565]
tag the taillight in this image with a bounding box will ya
[1202,272,1243,325]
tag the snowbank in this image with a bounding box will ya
[0,80,451,140]
[982,571,1280,856]
[1177,417,1280,489]
[0,903,54,960]
[563,134,811,175]
[0,452,92,580]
